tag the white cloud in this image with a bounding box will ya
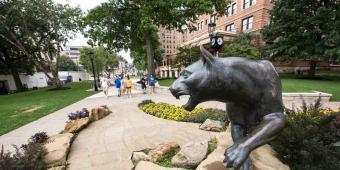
[54,0,132,63]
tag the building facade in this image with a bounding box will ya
[158,0,272,78]
[157,27,188,78]
[61,45,84,69]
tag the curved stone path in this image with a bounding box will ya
[67,92,225,170]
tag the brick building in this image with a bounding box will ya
[158,0,273,78]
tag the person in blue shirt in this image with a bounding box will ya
[148,75,156,94]
[114,76,122,97]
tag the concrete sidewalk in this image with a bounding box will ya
[0,87,144,152]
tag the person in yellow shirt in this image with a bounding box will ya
[126,75,133,98]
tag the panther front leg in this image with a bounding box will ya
[224,123,252,170]
[223,112,286,169]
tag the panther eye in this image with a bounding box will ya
[180,70,192,79]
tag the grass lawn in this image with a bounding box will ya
[158,71,340,101]
[158,78,176,87]
[0,81,96,135]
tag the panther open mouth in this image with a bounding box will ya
[171,90,199,111]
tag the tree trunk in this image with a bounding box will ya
[145,31,155,77]
[308,60,317,78]
[51,64,62,88]
[10,67,23,91]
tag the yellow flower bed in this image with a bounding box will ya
[139,103,204,121]
[320,108,340,116]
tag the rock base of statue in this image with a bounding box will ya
[196,127,290,170]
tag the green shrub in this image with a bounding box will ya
[207,138,218,155]
[272,101,340,170]
[183,108,227,123]
[29,132,49,144]
[0,143,47,170]
[138,99,155,107]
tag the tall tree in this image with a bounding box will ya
[262,0,340,77]
[79,46,119,77]
[84,0,231,76]
[57,55,78,71]
[173,45,200,69]
[0,0,83,88]
[222,33,262,59]
[0,41,34,91]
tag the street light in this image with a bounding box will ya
[87,39,98,92]
[208,19,224,56]
[89,51,98,92]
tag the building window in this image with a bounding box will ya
[242,16,253,31]
[70,52,79,55]
[70,48,79,51]
[243,0,256,9]
[226,3,237,16]
[210,15,216,24]
[225,23,235,32]
[205,19,208,24]
[232,3,237,14]
[200,21,203,30]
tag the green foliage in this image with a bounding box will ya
[0,143,47,170]
[174,45,200,68]
[207,138,218,155]
[262,0,340,62]
[183,108,227,123]
[154,148,181,168]
[79,46,119,75]
[272,102,340,170]
[57,55,78,71]
[222,43,261,59]
[221,33,262,59]
[0,0,83,87]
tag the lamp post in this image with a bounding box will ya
[89,51,98,91]
[87,39,98,91]
[208,19,224,57]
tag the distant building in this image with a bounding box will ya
[61,45,85,69]
[158,0,272,78]
[157,27,188,78]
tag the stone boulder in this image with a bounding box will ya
[171,141,208,168]
[199,119,224,132]
[148,142,179,162]
[47,166,65,170]
[90,107,110,121]
[196,128,290,170]
[135,161,186,170]
[63,117,90,133]
[132,151,150,163]
[44,133,74,165]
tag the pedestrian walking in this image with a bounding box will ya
[126,75,133,98]
[137,77,147,94]
[114,76,122,97]
[121,76,127,96]
[100,75,110,99]
[148,75,156,94]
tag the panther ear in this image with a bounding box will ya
[200,45,215,65]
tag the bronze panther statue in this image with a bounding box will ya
[169,46,286,170]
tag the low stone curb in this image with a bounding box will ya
[44,105,112,168]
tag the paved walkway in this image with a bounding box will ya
[67,93,220,170]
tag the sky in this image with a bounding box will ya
[54,0,132,63]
